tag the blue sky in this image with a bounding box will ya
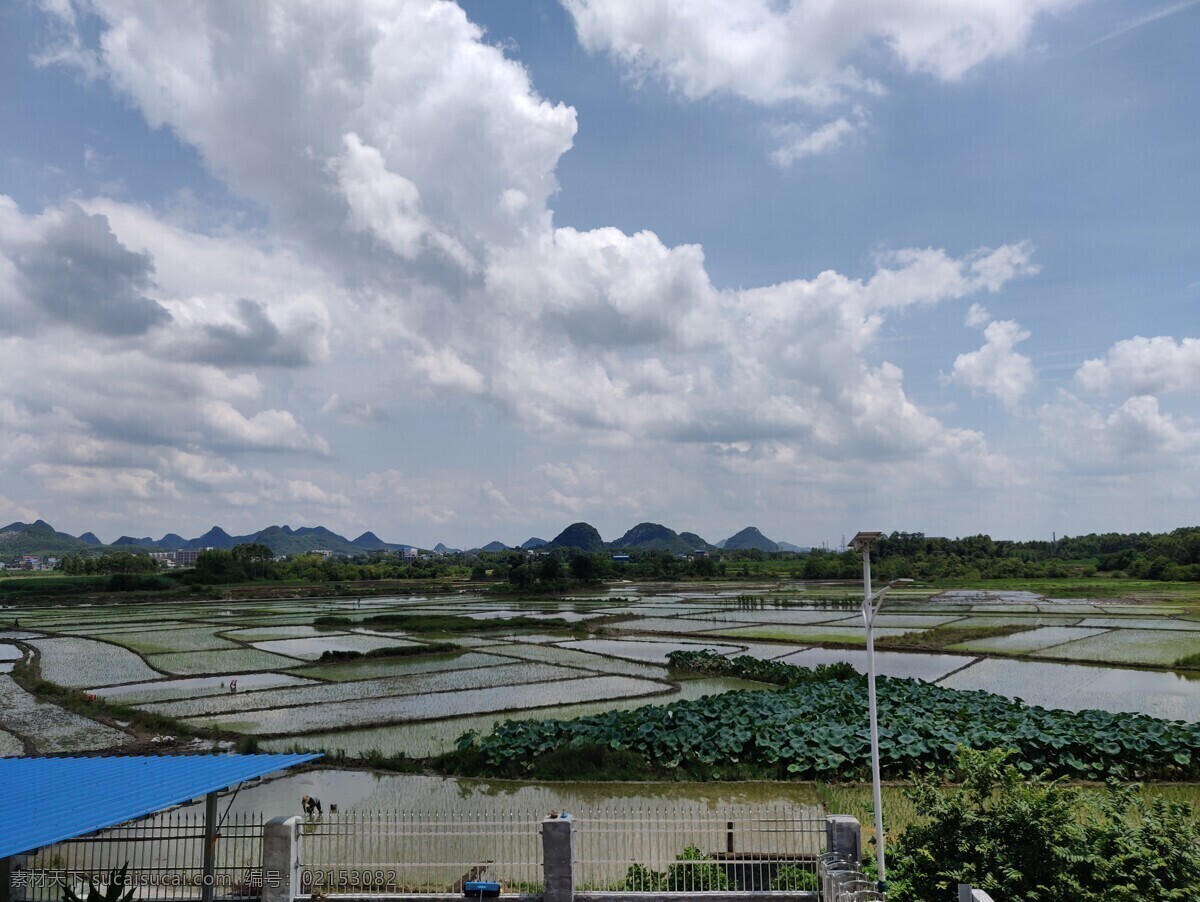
[1,0,1198,549]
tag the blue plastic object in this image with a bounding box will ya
[463,881,501,897]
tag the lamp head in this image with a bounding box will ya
[849,531,883,551]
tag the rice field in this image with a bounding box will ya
[1034,629,1200,666]
[0,674,128,753]
[288,651,514,682]
[558,638,744,662]
[702,624,920,643]
[261,676,775,758]
[90,672,317,704]
[488,643,668,679]
[106,626,243,654]
[938,658,1200,721]
[0,728,24,756]
[186,674,672,735]
[9,582,1200,758]
[950,626,1112,654]
[145,647,304,675]
[776,647,972,681]
[144,661,582,719]
[250,633,422,659]
[27,636,163,686]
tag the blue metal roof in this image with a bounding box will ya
[0,753,321,857]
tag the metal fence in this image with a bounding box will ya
[13,806,842,901]
[818,853,884,901]
[22,810,263,901]
[572,804,826,893]
[297,811,543,894]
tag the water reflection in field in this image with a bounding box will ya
[939,657,1200,720]
[261,677,772,758]
[777,647,971,682]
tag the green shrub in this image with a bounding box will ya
[770,865,818,891]
[889,747,1200,901]
[619,863,664,891]
[665,846,730,891]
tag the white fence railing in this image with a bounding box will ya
[818,852,884,901]
[11,807,850,901]
[572,803,825,892]
[298,811,542,894]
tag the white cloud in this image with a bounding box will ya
[770,110,867,166]
[335,132,475,270]
[950,318,1036,409]
[964,303,992,328]
[1040,392,1200,475]
[0,496,41,524]
[562,0,1078,104]
[561,0,1077,163]
[283,480,351,508]
[197,402,330,455]
[1075,336,1200,396]
[26,463,181,501]
[9,0,1058,540]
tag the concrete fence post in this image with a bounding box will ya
[2,855,28,902]
[959,885,996,902]
[541,815,574,902]
[824,815,861,864]
[263,816,301,902]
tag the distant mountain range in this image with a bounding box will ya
[0,520,416,558]
[0,518,807,559]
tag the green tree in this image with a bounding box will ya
[231,542,274,579]
[889,747,1200,901]
[569,553,597,582]
[193,549,247,584]
[538,554,562,582]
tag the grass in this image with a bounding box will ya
[816,781,1200,845]
[316,642,460,663]
[875,624,1033,651]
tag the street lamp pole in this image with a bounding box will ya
[849,531,910,894]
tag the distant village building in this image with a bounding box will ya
[173,548,213,567]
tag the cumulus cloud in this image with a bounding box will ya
[321,394,388,425]
[964,303,992,328]
[0,199,170,335]
[167,298,324,368]
[9,0,1055,538]
[949,312,1036,409]
[565,0,1077,101]
[562,0,1077,161]
[1040,392,1200,475]
[1075,336,1200,396]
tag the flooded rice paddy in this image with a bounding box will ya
[7,584,1200,757]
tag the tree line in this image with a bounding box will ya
[46,524,1200,585]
